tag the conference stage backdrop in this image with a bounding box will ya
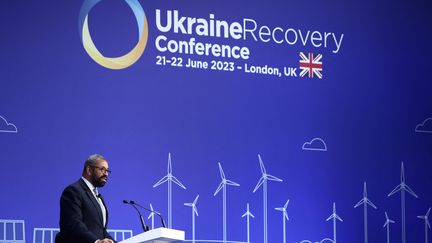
[1,0,431,242]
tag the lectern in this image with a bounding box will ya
[119,228,184,243]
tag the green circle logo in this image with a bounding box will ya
[78,0,148,69]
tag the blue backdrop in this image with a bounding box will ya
[1,0,431,242]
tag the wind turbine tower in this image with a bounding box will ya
[184,195,199,243]
[383,212,395,243]
[241,203,255,243]
[388,162,418,243]
[253,154,283,243]
[214,162,240,243]
[275,199,290,243]
[417,207,431,243]
[147,203,155,229]
[326,202,343,243]
[153,153,187,228]
[354,182,377,243]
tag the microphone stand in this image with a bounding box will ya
[123,200,149,232]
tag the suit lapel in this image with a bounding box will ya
[80,179,104,226]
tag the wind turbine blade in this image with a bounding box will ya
[354,198,365,208]
[384,212,389,227]
[253,177,264,193]
[426,208,431,217]
[327,202,337,221]
[218,162,226,179]
[400,162,405,183]
[366,199,378,209]
[284,211,289,221]
[193,195,200,204]
[327,213,342,222]
[214,182,224,196]
[284,199,290,208]
[242,211,255,218]
[384,219,394,227]
[388,184,402,196]
[225,179,240,187]
[171,175,187,189]
[427,220,431,229]
[363,182,368,198]
[266,174,283,182]
[147,203,154,219]
[242,203,255,218]
[404,184,418,198]
[194,206,199,216]
[275,207,284,212]
[184,203,193,207]
[257,154,267,174]
[153,175,169,188]
[167,153,172,174]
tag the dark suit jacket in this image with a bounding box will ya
[56,178,114,243]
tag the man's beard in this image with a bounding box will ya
[92,174,107,187]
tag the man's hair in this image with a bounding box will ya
[82,154,106,175]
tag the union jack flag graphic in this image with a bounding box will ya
[299,52,323,79]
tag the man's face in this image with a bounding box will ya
[90,159,110,188]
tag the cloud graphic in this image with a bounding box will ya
[302,137,327,151]
[415,117,432,133]
[0,115,18,133]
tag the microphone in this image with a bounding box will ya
[122,200,149,232]
[129,200,167,228]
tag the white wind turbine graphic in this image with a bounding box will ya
[253,154,283,243]
[184,195,199,243]
[153,153,187,228]
[388,162,418,243]
[326,202,343,243]
[147,203,155,229]
[241,203,255,243]
[383,212,395,243]
[275,199,290,243]
[418,207,431,243]
[354,182,377,243]
[214,162,240,243]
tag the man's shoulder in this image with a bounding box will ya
[63,179,86,193]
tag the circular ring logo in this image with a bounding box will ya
[78,0,148,70]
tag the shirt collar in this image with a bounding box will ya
[81,176,96,193]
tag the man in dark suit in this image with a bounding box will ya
[56,154,115,243]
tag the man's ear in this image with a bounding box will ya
[85,165,91,175]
